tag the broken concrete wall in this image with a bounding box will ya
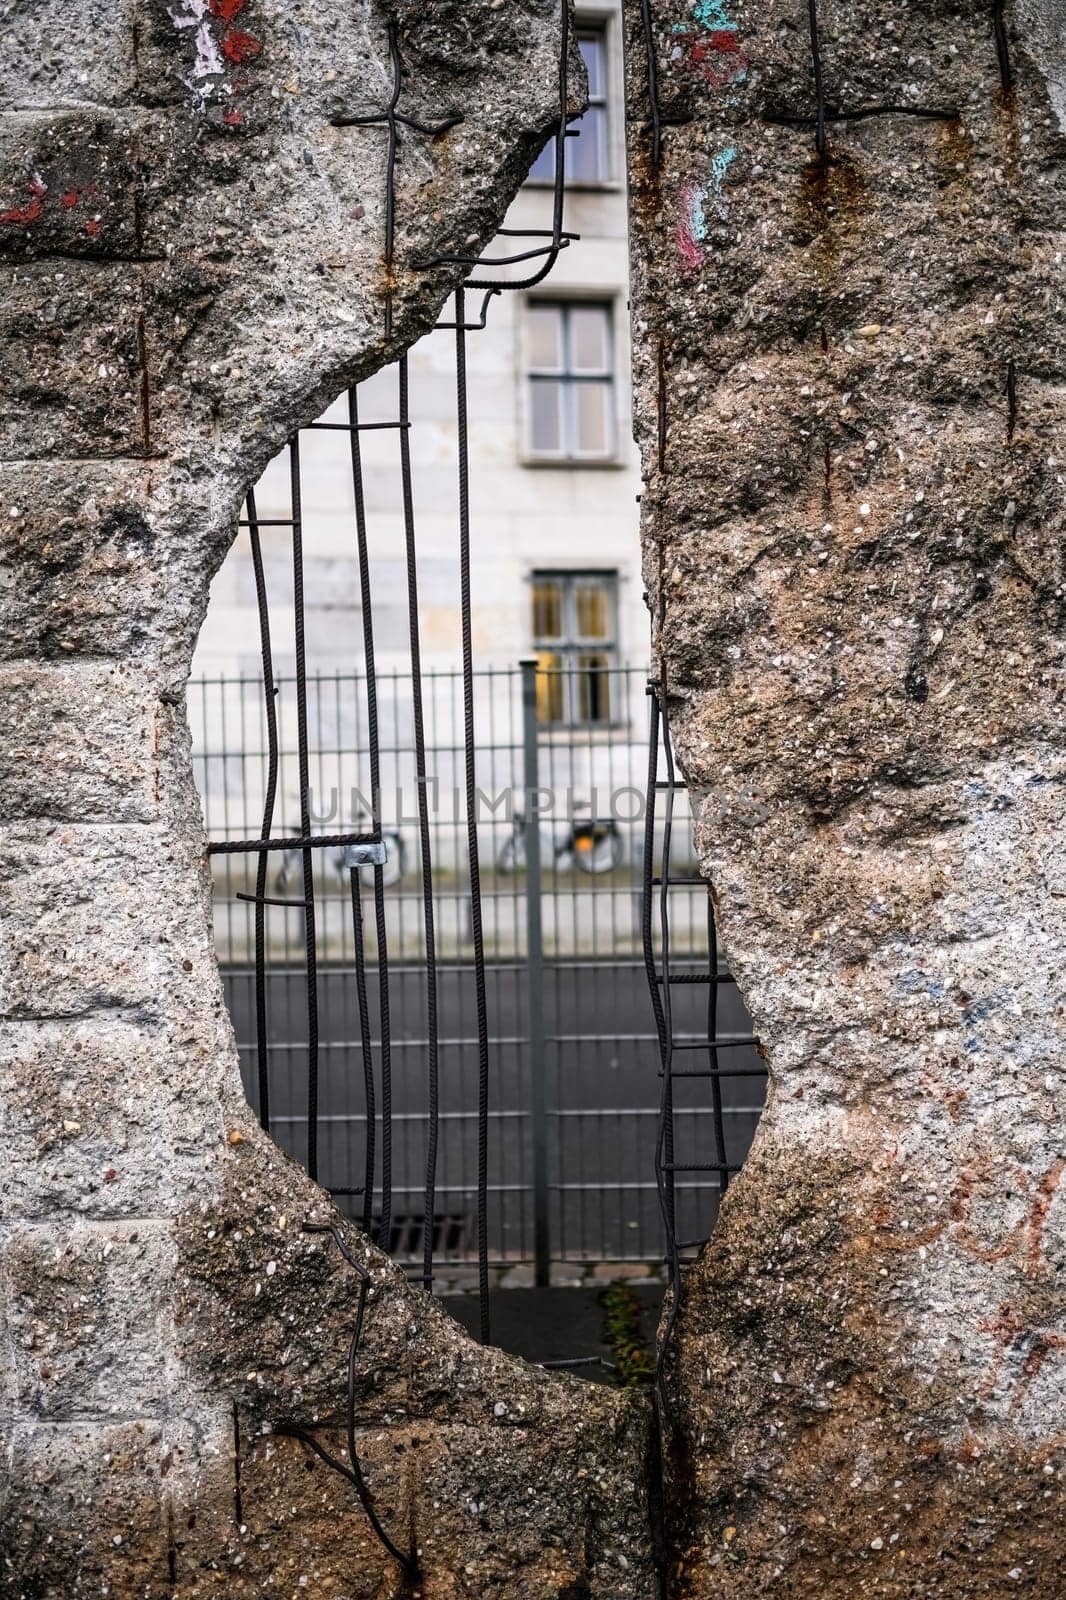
[624,0,1064,1592]
[0,4,658,1594]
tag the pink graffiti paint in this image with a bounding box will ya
[675,148,737,272]
[676,184,706,272]
[0,175,46,226]
[223,107,244,126]
[84,218,102,237]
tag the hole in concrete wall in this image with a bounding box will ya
[186,0,766,1376]
[187,340,766,1379]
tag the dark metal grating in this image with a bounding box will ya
[640,683,767,1400]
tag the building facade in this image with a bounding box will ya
[191,2,644,702]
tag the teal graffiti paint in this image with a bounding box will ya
[711,145,737,191]
[676,146,737,270]
[693,0,732,27]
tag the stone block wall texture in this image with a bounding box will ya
[623,0,1064,1594]
[0,4,658,1596]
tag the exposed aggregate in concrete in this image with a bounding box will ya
[623,0,1064,1593]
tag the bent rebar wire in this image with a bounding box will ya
[992,0,1012,93]
[275,1224,415,1575]
[412,0,574,293]
[455,287,494,1343]
[348,382,395,1249]
[246,486,280,1135]
[640,685,767,1409]
[332,20,463,339]
[807,0,828,158]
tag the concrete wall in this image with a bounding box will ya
[0,4,658,1594]
[623,0,1066,1593]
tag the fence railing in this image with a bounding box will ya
[189,663,765,1274]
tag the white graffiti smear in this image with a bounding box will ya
[168,0,225,105]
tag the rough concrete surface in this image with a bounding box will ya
[0,3,659,1596]
[624,0,1064,1593]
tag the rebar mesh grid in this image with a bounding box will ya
[640,684,767,1394]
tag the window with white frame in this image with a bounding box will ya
[528,23,609,184]
[532,570,618,726]
[527,301,615,462]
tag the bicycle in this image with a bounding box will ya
[496,802,623,875]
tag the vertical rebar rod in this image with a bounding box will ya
[992,0,1012,93]
[706,894,728,1195]
[520,658,550,1290]
[350,873,376,1235]
[397,356,441,1293]
[807,0,827,158]
[456,288,494,1339]
[290,437,322,1182]
[641,685,668,1057]
[348,384,393,1241]
[658,693,677,1240]
[455,0,571,292]
[549,1,570,251]
[640,0,663,169]
[647,683,683,1403]
[383,23,402,339]
[248,487,279,1133]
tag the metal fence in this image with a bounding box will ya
[190,662,765,1276]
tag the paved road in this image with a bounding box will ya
[442,1286,663,1381]
[222,959,766,1264]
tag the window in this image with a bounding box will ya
[528,25,609,185]
[527,301,615,461]
[532,571,618,725]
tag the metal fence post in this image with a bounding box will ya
[520,658,550,1287]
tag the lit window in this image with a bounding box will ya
[528,25,609,185]
[527,302,614,462]
[531,571,618,726]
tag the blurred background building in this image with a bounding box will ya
[192,2,642,708]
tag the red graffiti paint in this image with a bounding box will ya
[62,189,81,208]
[0,175,46,227]
[676,25,748,90]
[84,218,102,237]
[221,28,261,63]
[223,107,244,126]
[208,0,246,17]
